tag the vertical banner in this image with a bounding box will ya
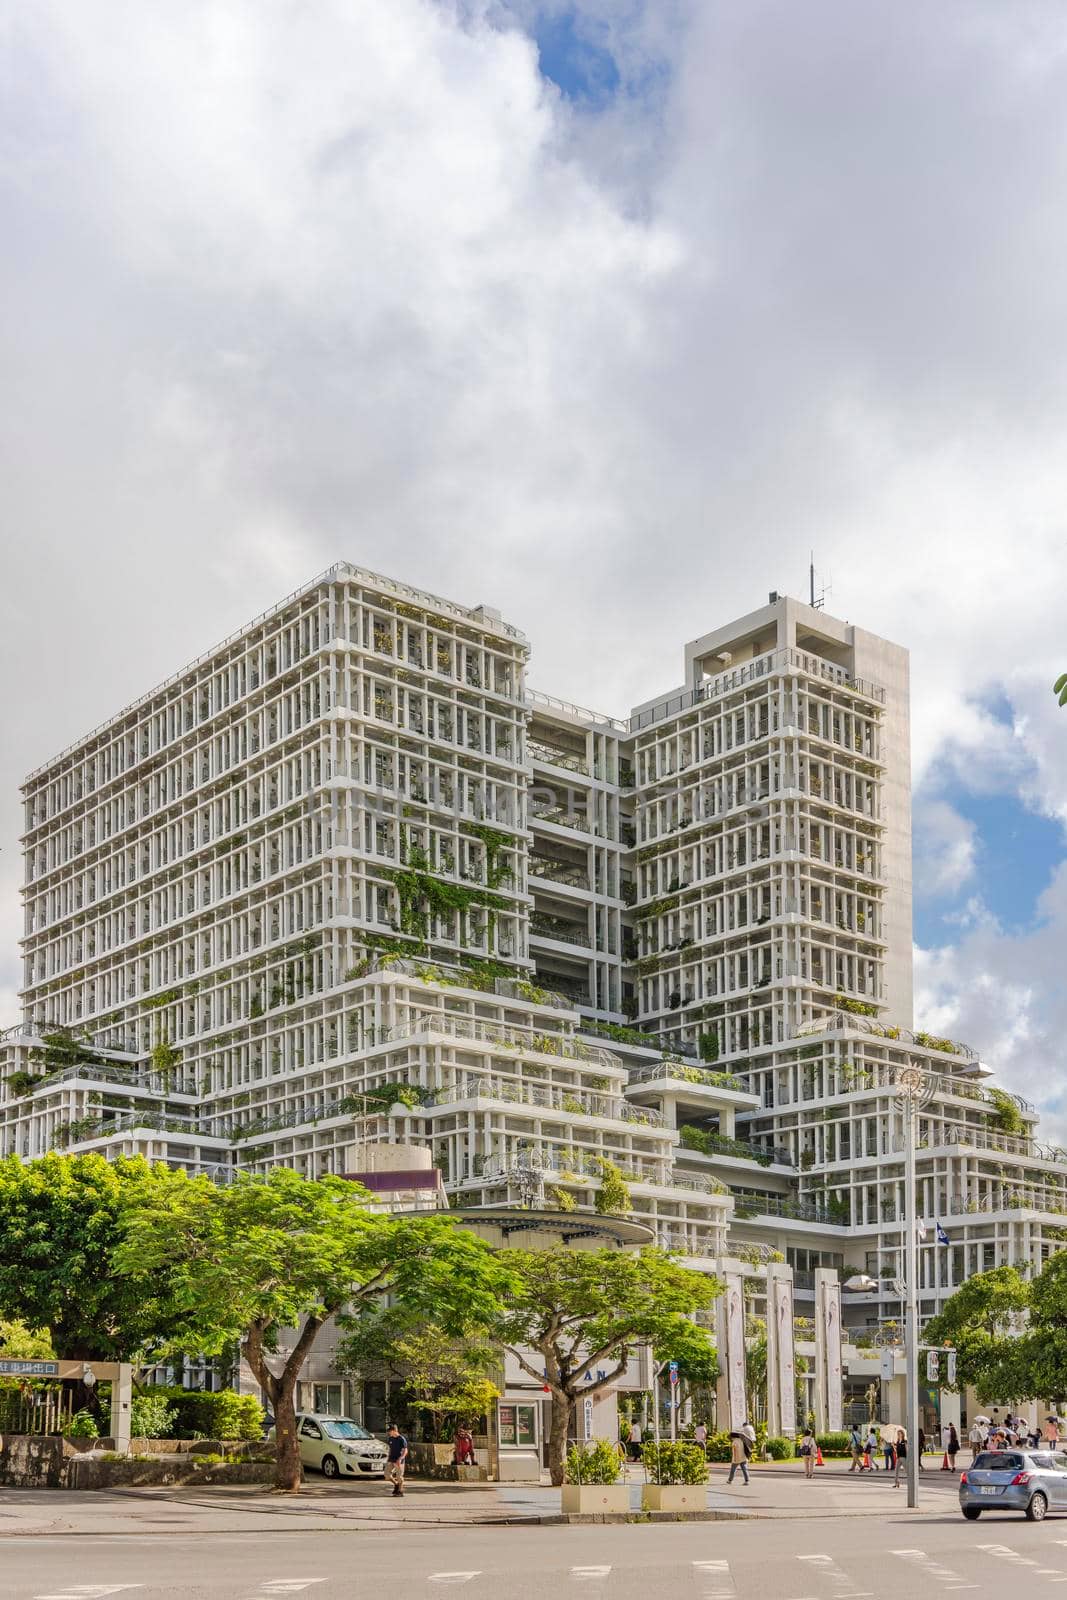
[723,1270,747,1431]
[824,1278,843,1432]
[773,1274,797,1437]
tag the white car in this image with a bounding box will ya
[273,1414,389,1479]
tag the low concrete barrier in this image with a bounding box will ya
[0,1434,273,1490]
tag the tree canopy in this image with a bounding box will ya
[921,1259,1067,1402]
[494,1246,719,1483]
[0,1153,186,1365]
[116,1166,515,1488]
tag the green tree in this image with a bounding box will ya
[923,1264,1030,1397]
[0,1319,54,1359]
[0,1154,185,1375]
[115,1167,514,1491]
[494,1246,719,1485]
[337,1311,499,1440]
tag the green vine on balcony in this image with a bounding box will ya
[462,823,513,888]
[391,837,507,942]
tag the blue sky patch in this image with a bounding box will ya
[915,784,1064,944]
[533,8,620,107]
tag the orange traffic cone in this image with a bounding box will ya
[940,1452,951,1471]
[816,1445,825,1467]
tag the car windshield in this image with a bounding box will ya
[321,1420,372,1441]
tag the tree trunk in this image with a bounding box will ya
[271,1376,302,1493]
[243,1314,325,1494]
[547,1385,572,1486]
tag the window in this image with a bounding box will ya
[313,1382,344,1415]
[299,1419,323,1439]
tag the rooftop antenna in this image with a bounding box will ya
[809,552,831,611]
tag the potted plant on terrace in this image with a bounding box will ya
[561,1440,629,1514]
[640,1440,708,1511]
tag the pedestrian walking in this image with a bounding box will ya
[969,1419,984,1459]
[917,1426,926,1470]
[386,1422,408,1496]
[882,1430,896,1474]
[694,1421,708,1456]
[864,1424,879,1470]
[849,1423,863,1472]
[893,1429,907,1488]
[947,1424,959,1470]
[629,1418,643,1462]
[800,1428,816,1479]
[727,1425,751,1485]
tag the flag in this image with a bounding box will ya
[915,1218,928,1241]
[936,1221,950,1245]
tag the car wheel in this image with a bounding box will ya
[962,1507,981,1520]
[321,1454,340,1479]
[1027,1492,1048,1522]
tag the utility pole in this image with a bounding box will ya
[896,1063,930,1510]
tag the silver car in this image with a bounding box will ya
[960,1449,1067,1522]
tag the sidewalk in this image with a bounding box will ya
[0,1460,957,1536]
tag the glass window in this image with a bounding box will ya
[313,1383,343,1415]
[300,1419,322,1439]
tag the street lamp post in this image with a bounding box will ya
[895,1063,932,1511]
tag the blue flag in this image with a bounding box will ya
[936,1221,950,1245]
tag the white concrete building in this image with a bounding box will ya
[2,569,1063,1381]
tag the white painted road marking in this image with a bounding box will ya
[891,1548,976,1589]
[570,1570,611,1581]
[797,1555,872,1598]
[36,1589,143,1600]
[428,1577,480,1587]
[258,1586,328,1595]
[693,1559,737,1597]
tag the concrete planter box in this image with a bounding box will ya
[641,1483,706,1512]
[561,1483,630,1514]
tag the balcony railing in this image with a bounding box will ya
[627,1060,747,1094]
[732,1194,845,1225]
[629,646,887,732]
[528,739,590,776]
[531,805,590,833]
[383,1012,623,1071]
[530,916,592,948]
[423,1077,664,1126]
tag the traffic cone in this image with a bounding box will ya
[941,1452,950,1470]
[816,1445,824,1467]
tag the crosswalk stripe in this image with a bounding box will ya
[797,1555,872,1597]
[693,1559,736,1597]
[570,1570,611,1580]
[891,1548,974,1588]
[35,1590,143,1599]
[259,1586,327,1594]
[35,1589,143,1599]
[428,1577,480,1587]
[978,1545,1040,1568]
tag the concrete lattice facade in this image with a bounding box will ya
[2,567,1063,1341]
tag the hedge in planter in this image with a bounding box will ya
[565,1440,621,1485]
[815,1432,852,1458]
[765,1435,793,1459]
[641,1440,708,1485]
[704,1430,733,1462]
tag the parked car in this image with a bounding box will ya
[960,1449,1067,1521]
[267,1413,389,1479]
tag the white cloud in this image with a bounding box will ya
[4,0,1067,1090]
[914,799,979,900]
[915,865,1067,1147]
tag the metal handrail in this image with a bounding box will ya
[629,646,886,733]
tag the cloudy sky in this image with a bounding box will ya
[2,1,1066,1133]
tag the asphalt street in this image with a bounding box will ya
[7,1508,1067,1600]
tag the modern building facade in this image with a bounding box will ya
[2,565,1064,1375]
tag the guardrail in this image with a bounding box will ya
[383,1012,623,1071]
